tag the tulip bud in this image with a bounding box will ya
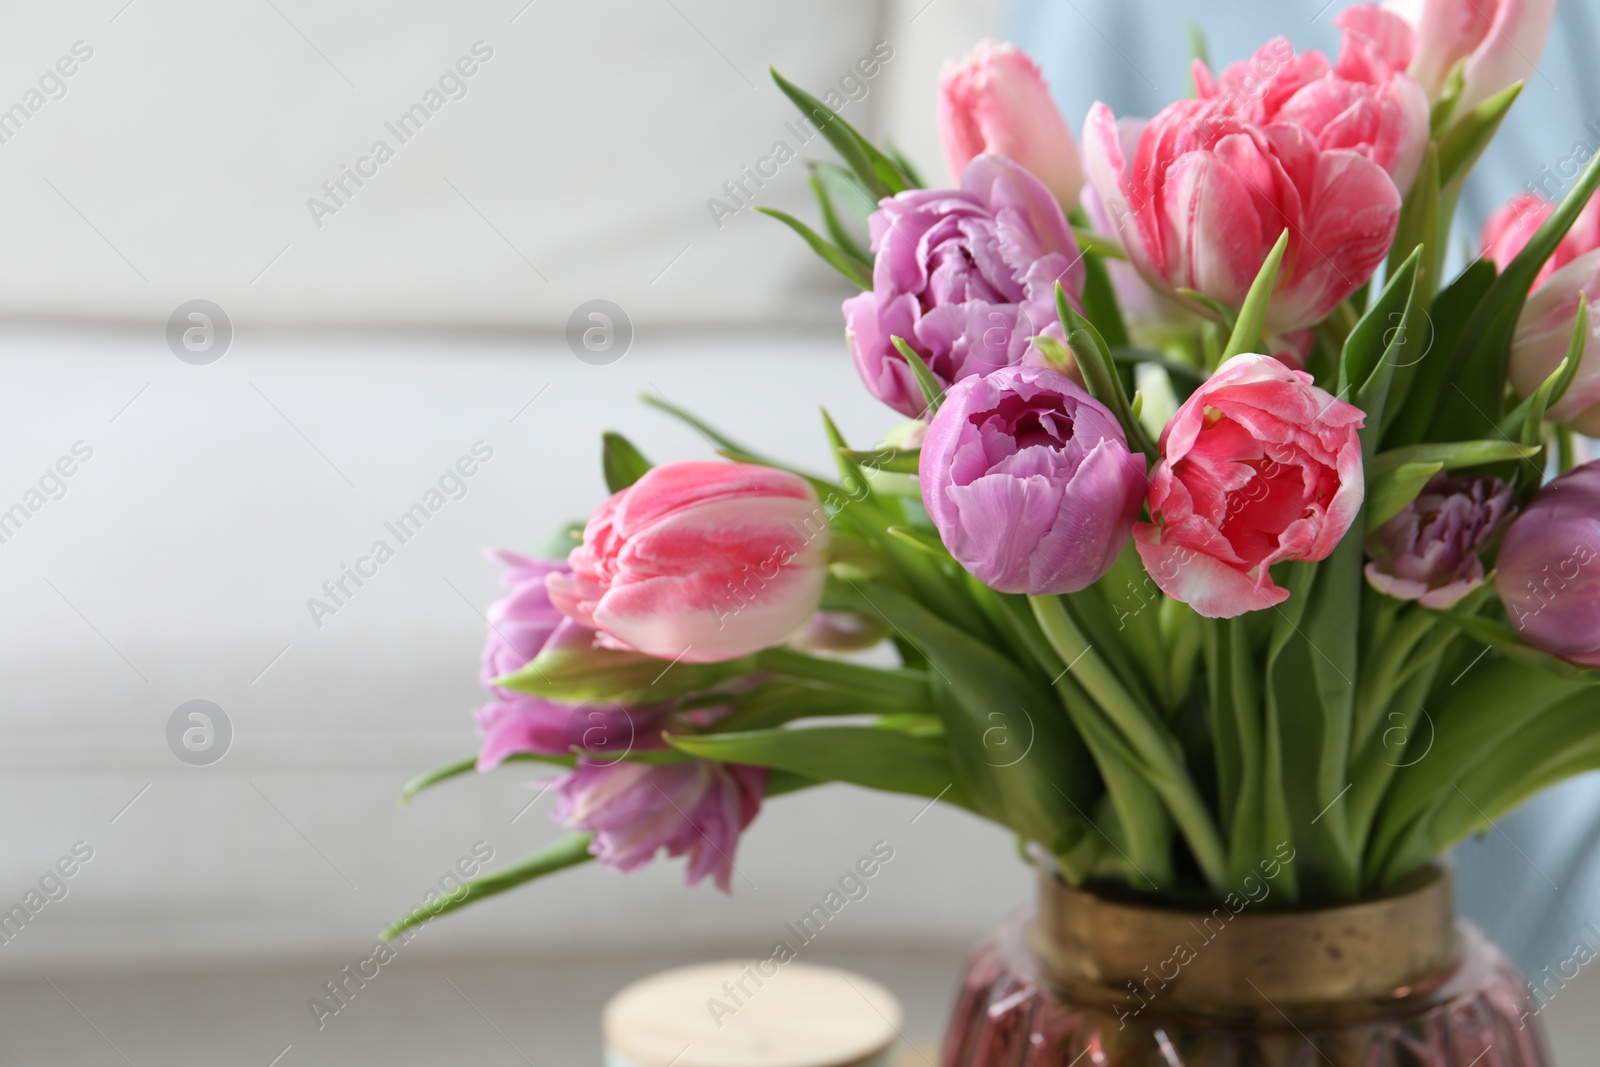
[1509,249,1600,436]
[1495,463,1600,666]
[546,461,830,663]
[1082,97,1402,333]
[1385,0,1558,116]
[1482,193,1600,291]
[939,41,1084,209]
[920,364,1146,594]
[1365,474,1516,608]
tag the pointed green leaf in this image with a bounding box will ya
[1056,284,1155,455]
[756,207,872,289]
[1367,461,1445,531]
[830,577,1096,858]
[1070,227,1128,260]
[890,335,945,416]
[1438,83,1522,188]
[399,755,479,805]
[808,165,871,264]
[840,447,920,474]
[381,832,595,940]
[601,432,652,493]
[1176,288,1239,332]
[666,727,968,804]
[1383,259,1496,446]
[1223,229,1290,363]
[497,640,752,706]
[1387,144,1441,307]
[1371,440,1542,482]
[769,68,912,198]
[1431,139,1600,439]
[1343,247,1422,402]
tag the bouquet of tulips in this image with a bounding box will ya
[392,0,1600,935]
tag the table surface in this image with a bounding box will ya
[1,940,1594,1066]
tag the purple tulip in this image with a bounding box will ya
[1496,463,1600,666]
[551,758,767,892]
[1365,474,1516,609]
[920,364,1146,594]
[475,547,625,770]
[479,548,570,694]
[842,154,1087,418]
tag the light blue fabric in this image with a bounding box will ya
[1010,0,1600,247]
[1012,0,1600,980]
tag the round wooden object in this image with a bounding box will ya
[603,960,902,1067]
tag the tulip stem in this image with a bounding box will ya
[1558,426,1577,473]
[1029,594,1230,892]
[983,587,1175,889]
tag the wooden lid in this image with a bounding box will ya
[603,960,902,1067]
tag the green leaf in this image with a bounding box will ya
[1176,288,1239,332]
[601,432,652,493]
[1077,244,1132,351]
[756,207,872,289]
[497,639,752,706]
[890,335,945,417]
[1056,284,1156,456]
[751,646,930,704]
[1222,229,1290,363]
[1370,440,1542,482]
[1342,247,1422,404]
[769,68,912,199]
[885,142,926,188]
[381,832,596,940]
[1388,144,1441,306]
[399,755,479,805]
[830,578,1097,859]
[1370,657,1587,885]
[1438,83,1522,188]
[885,524,950,559]
[1366,461,1445,530]
[808,164,872,264]
[1070,227,1128,261]
[666,726,968,804]
[1383,259,1494,445]
[1431,139,1600,439]
[840,447,919,474]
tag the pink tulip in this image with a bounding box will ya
[552,757,767,892]
[1082,96,1403,334]
[1384,0,1558,116]
[1481,192,1600,289]
[1496,462,1600,666]
[1191,19,1430,193]
[1134,354,1366,618]
[546,461,830,664]
[939,41,1085,208]
[1509,248,1600,434]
